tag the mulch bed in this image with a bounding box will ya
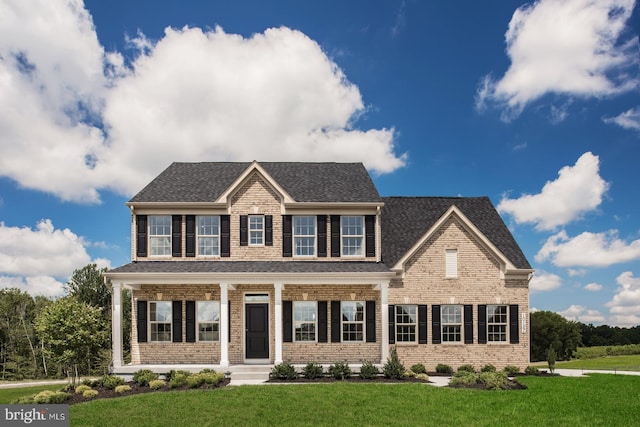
[267,376,429,384]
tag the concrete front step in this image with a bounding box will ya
[229,366,272,385]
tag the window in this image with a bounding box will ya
[487,305,507,342]
[150,301,171,342]
[341,216,363,256]
[294,216,316,256]
[249,215,264,246]
[341,301,364,341]
[197,216,220,256]
[197,301,219,341]
[293,301,316,342]
[395,305,417,342]
[442,305,462,342]
[445,249,458,278]
[149,216,171,256]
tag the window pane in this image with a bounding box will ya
[294,216,315,256]
[341,216,363,256]
[487,305,508,342]
[249,216,264,245]
[150,302,171,322]
[294,301,316,322]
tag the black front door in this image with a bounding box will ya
[245,303,269,359]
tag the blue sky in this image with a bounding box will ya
[0,0,639,326]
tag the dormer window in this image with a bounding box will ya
[249,215,264,246]
[341,216,364,256]
[149,216,171,256]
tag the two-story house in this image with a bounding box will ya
[105,161,533,374]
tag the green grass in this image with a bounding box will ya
[0,384,63,404]
[66,375,640,426]
[535,354,640,371]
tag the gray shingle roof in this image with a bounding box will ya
[380,196,531,270]
[108,261,392,274]
[129,162,381,203]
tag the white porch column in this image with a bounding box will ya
[274,282,284,364]
[380,281,389,364]
[111,282,123,368]
[219,283,230,368]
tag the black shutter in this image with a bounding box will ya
[509,304,519,344]
[265,215,273,246]
[137,300,147,343]
[185,215,196,257]
[418,305,428,344]
[282,215,292,257]
[228,300,231,342]
[478,305,487,344]
[317,301,328,343]
[365,215,376,257]
[172,301,182,343]
[366,301,376,342]
[317,215,327,257]
[240,215,248,246]
[388,304,395,344]
[186,301,196,342]
[221,215,230,257]
[172,215,182,257]
[330,215,340,257]
[331,301,341,342]
[283,301,293,343]
[432,305,441,344]
[136,215,147,257]
[464,305,474,344]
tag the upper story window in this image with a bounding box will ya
[487,305,507,342]
[198,216,220,256]
[294,216,316,256]
[294,301,316,342]
[149,216,171,256]
[150,301,172,342]
[341,216,363,257]
[442,305,462,342]
[445,249,458,278]
[395,305,417,343]
[249,215,264,246]
[341,301,365,342]
[197,301,220,341]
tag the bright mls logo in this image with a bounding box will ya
[1,405,68,426]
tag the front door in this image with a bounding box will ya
[245,302,269,359]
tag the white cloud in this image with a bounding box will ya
[603,106,640,131]
[559,304,606,323]
[476,0,638,119]
[498,152,609,230]
[0,1,406,203]
[584,283,603,291]
[0,219,105,296]
[529,271,562,293]
[605,271,640,326]
[568,268,587,277]
[536,229,640,267]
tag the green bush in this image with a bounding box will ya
[435,364,453,374]
[199,368,217,375]
[524,365,540,376]
[133,369,159,386]
[198,371,225,385]
[382,347,405,379]
[450,371,478,386]
[115,385,132,394]
[328,361,352,380]
[457,364,476,373]
[548,345,557,373]
[101,375,125,390]
[479,371,510,390]
[83,389,99,399]
[404,370,416,378]
[187,374,206,388]
[302,362,324,379]
[169,372,190,388]
[358,361,379,379]
[149,379,166,390]
[410,363,426,374]
[270,362,297,380]
[503,365,520,375]
[32,390,71,404]
[164,370,192,382]
[416,373,430,382]
[481,364,496,373]
[75,384,92,394]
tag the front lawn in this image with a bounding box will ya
[68,374,640,426]
[0,384,62,404]
[534,354,640,371]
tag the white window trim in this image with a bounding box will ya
[197,215,220,257]
[249,215,264,246]
[445,249,458,278]
[293,216,316,257]
[487,304,508,343]
[341,216,364,257]
[197,300,220,342]
[341,301,365,342]
[149,301,172,342]
[441,305,463,343]
[293,301,317,342]
[395,304,417,343]
[149,215,172,257]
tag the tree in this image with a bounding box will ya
[35,297,107,386]
[547,345,556,373]
[65,264,111,312]
[530,311,581,362]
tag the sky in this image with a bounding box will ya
[0,0,639,327]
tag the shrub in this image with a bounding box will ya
[199,371,224,385]
[101,375,125,390]
[149,379,166,390]
[450,371,478,386]
[382,346,405,379]
[548,345,557,373]
[404,370,416,378]
[81,378,96,387]
[358,361,379,379]
[524,365,540,376]
[302,362,324,379]
[33,390,70,404]
[481,364,496,373]
[165,370,192,382]
[187,374,206,388]
[83,389,99,399]
[457,364,476,373]
[115,385,132,394]
[169,372,190,388]
[410,363,426,374]
[199,368,217,375]
[328,361,352,380]
[435,364,453,374]
[270,362,297,380]
[133,369,159,386]
[416,373,430,382]
[479,371,510,390]
[504,365,520,375]
[75,384,92,394]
